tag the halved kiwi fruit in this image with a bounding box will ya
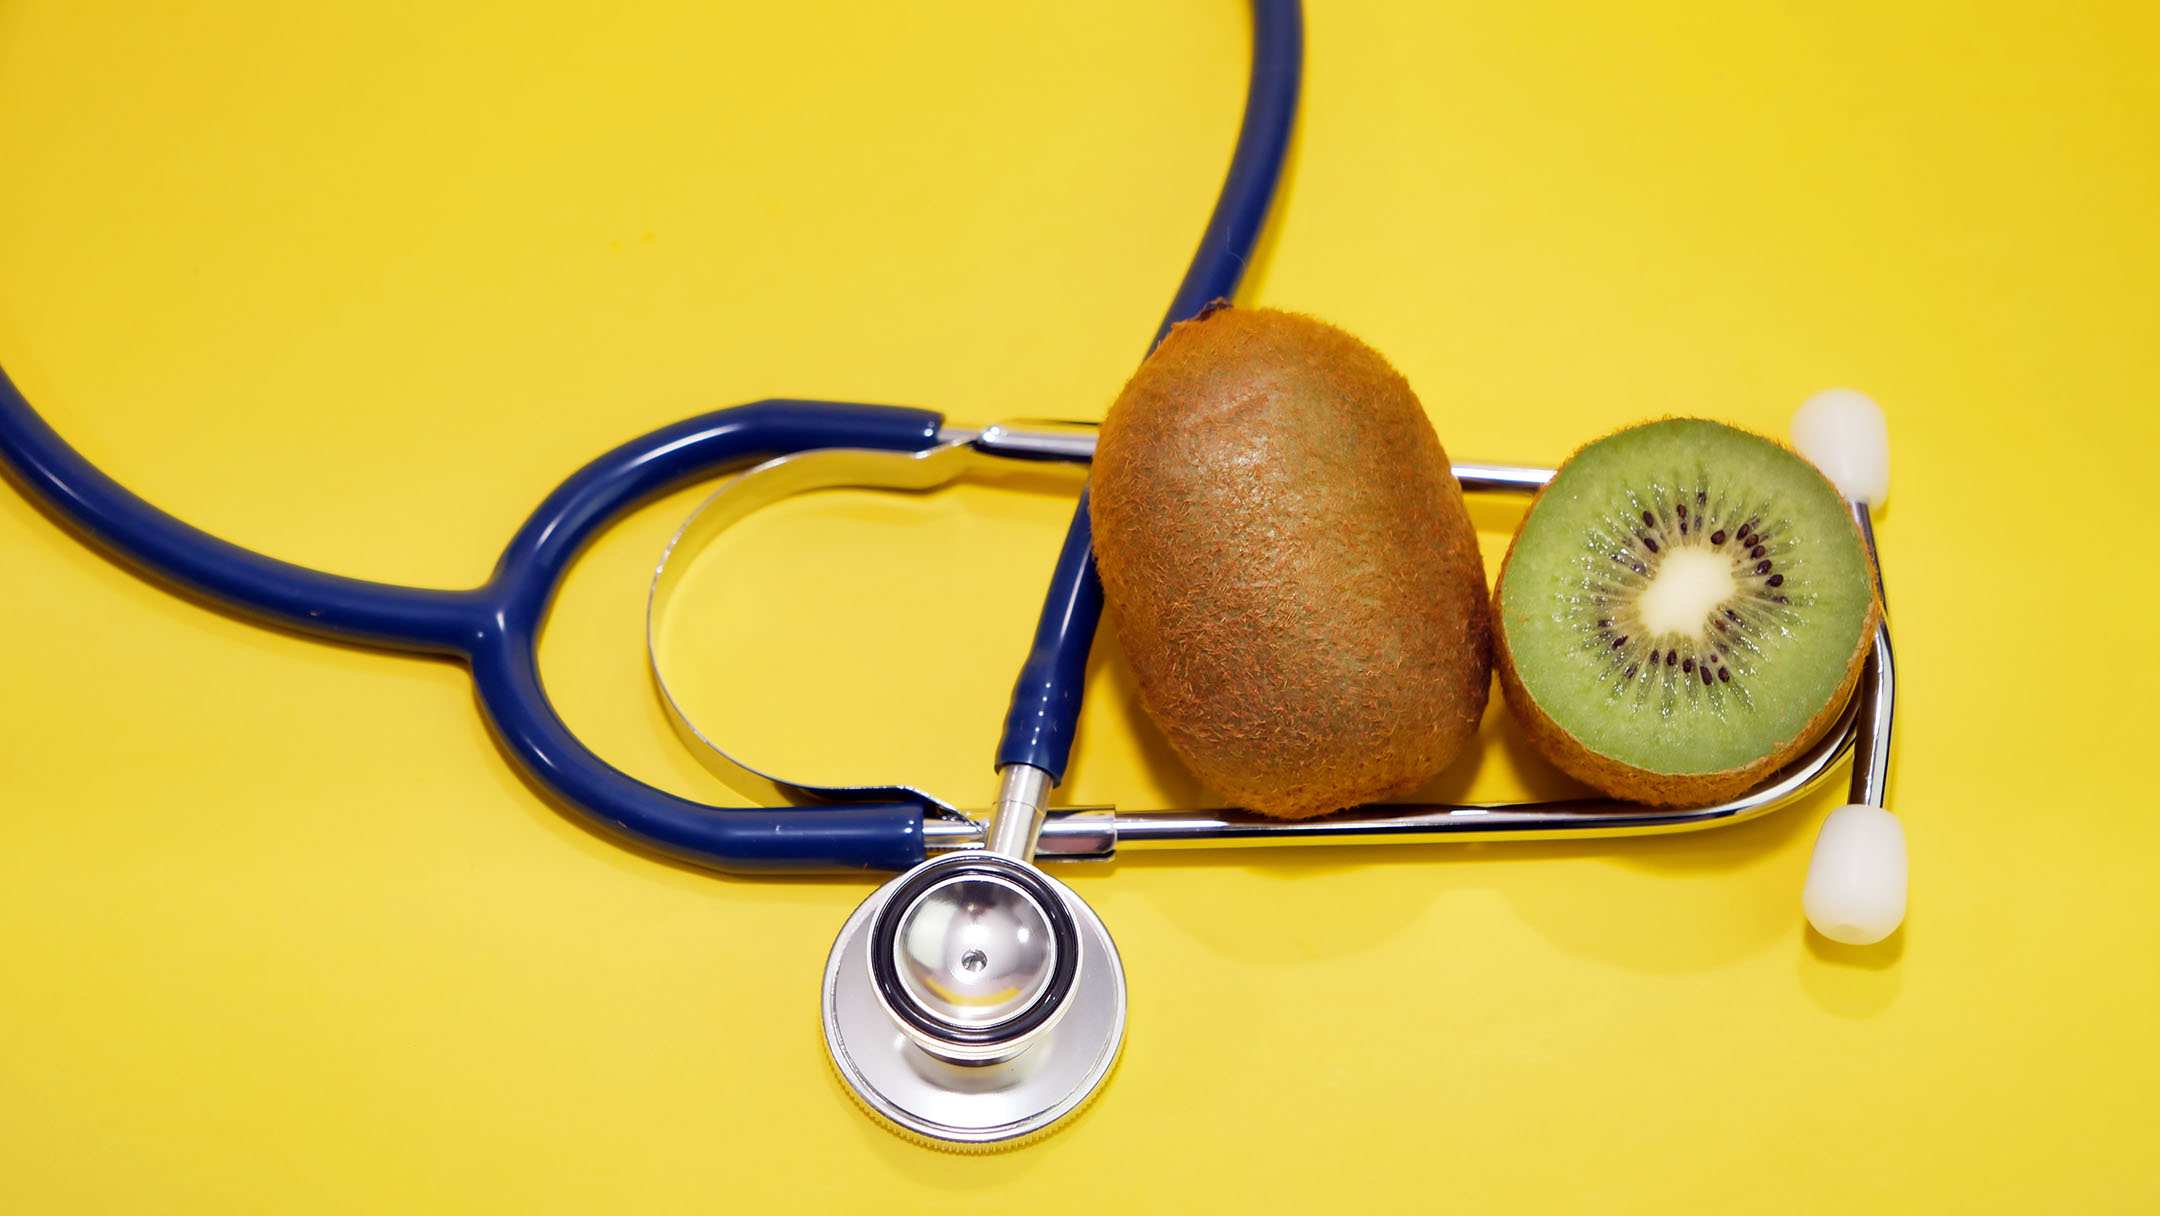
[1493,418,1879,806]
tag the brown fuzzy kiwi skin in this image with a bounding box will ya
[1088,306,1491,819]
[1489,422,1882,808]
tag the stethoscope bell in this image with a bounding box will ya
[868,853,1080,1064]
[821,774,1125,1149]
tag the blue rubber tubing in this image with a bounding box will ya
[995,0,1301,781]
[0,0,1303,873]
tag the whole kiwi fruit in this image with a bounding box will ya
[1089,306,1491,818]
[1491,417,1880,806]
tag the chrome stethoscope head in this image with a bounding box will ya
[821,767,1126,1149]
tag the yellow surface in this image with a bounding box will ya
[2,1,2156,1209]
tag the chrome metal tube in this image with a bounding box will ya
[964,422,1102,463]
[925,694,1866,861]
[937,424,1560,494]
[1848,626,1895,808]
[1849,504,1895,808]
[986,764,1054,861]
[1452,462,1554,493]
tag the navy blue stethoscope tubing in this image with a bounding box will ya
[999,0,1303,781]
[0,0,1303,874]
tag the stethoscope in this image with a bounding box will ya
[0,0,1905,1149]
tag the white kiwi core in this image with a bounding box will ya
[1633,546,1735,641]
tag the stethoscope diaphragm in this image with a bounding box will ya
[822,851,1125,1149]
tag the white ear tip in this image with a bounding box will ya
[1803,804,1907,945]
[1790,388,1890,506]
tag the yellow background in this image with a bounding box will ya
[3,1,2155,1209]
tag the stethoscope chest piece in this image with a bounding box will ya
[822,851,1126,1149]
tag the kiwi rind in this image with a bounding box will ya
[1491,418,1880,807]
[1090,306,1492,819]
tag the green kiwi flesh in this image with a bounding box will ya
[1089,306,1491,819]
[1494,418,1878,806]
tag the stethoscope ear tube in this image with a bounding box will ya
[1794,390,1905,945]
